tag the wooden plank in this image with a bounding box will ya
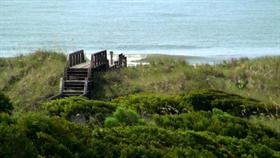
[59,78,64,95]
[58,50,127,98]
[71,62,91,69]
[67,50,85,67]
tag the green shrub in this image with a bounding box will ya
[105,107,144,127]
[153,111,211,131]
[43,97,116,127]
[0,123,37,158]
[166,147,216,158]
[119,144,164,158]
[154,110,249,139]
[182,90,279,117]
[0,92,13,114]
[90,126,279,158]
[0,112,94,158]
[16,113,93,158]
[113,94,190,116]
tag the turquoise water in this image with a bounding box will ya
[1,0,280,57]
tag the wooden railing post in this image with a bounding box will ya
[59,77,64,95]
[124,56,127,67]
[67,50,85,67]
[110,51,114,65]
[83,80,88,96]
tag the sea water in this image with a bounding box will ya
[0,0,280,58]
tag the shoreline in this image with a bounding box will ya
[1,49,280,66]
[114,53,280,66]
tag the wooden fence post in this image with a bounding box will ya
[110,51,114,65]
[59,78,64,95]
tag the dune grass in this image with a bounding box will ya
[0,51,280,111]
[0,50,66,111]
[0,51,280,157]
[97,55,280,104]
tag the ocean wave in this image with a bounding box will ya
[116,44,211,50]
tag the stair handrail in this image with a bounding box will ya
[83,51,98,96]
[59,77,65,95]
[91,50,109,68]
[83,80,89,96]
[53,50,128,99]
[67,50,86,68]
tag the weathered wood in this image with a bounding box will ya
[55,50,127,98]
[59,77,64,95]
[110,51,114,65]
[92,50,108,67]
[83,80,88,95]
[67,50,86,67]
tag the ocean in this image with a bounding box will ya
[1,0,280,58]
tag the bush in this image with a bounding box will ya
[0,123,37,158]
[153,111,211,131]
[0,92,279,157]
[0,112,95,158]
[16,113,93,157]
[105,107,144,127]
[182,90,279,117]
[154,109,249,138]
[113,94,190,116]
[90,126,279,158]
[43,97,116,127]
[0,92,13,114]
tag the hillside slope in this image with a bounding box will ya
[1,52,280,111]
[95,55,280,104]
[0,52,280,157]
[0,51,66,111]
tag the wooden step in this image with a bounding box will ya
[67,68,88,73]
[67,75,88,79]
[64,87,84,91]
[64,80,85,91]
[67,71,88,74]
[62,90,85,96]
[67,77,87,81]
[64,80,93,84]
[67,74,88,77]
[64,81,85,86]
[64,80,87,82]
[63,80,92,92]
[67,74,88,78]
[64,84,84,87]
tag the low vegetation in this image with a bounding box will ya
[99,55,280,105]
[1,52,280,111]
[0,51,66,111]
[0,51,280,157]
[1,89,280,157]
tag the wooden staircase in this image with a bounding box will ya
[62,68,92,96]
[55,50,127,98]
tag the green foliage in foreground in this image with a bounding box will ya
[104,107,145,127]
[0,52,280,157]
[0,113,93,158]
[1,90,278,157]
[112,94,189,116]
[43,97,116,127]
[0,92,13,114]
